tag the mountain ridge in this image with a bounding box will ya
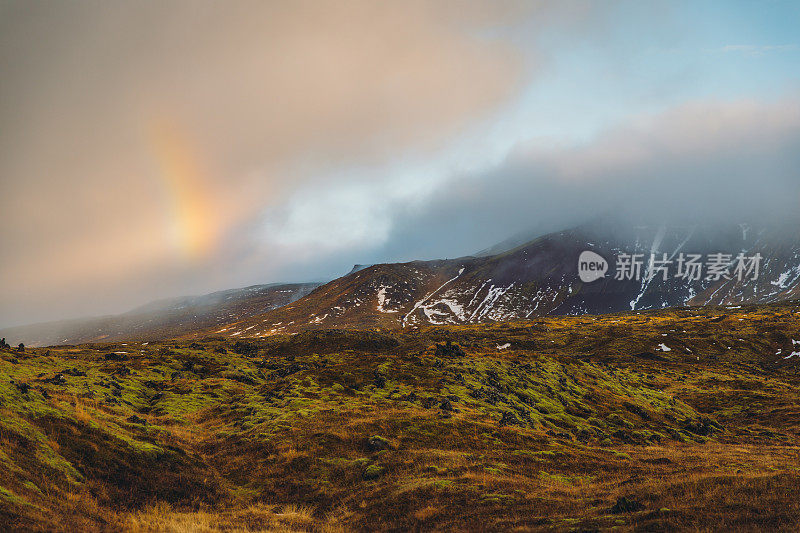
[0,282,322,346]
[6,218,799,346]
[210,219,800,338]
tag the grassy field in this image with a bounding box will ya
[1,302,799,531]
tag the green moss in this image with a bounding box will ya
[21,481,43,496]
[0,486,29,506]
[480,493,513,504]
[538,471,594,485]
[363,464,384,480]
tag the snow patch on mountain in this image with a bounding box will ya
[784,339,800,359]
[376,286,399,313]
[402,268,465,326]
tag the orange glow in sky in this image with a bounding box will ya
[148,118,219,259]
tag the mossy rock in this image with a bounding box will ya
[363,464,385,480]
[366,435,391,452]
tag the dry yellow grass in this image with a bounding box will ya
[1,302,799,531]
[126,502,320,533]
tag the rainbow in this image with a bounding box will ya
[148,118,218,259]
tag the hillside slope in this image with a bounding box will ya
[0,283,321,347]
[215,221,800,337]
[1,302,799,531]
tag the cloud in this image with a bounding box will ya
[246,95,800,277]
[407,95,800,246]
[3,2,799,327]
[0,0,534,326]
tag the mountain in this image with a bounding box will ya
[213,219,800,337]
[0,283,321,346]
[6,218,798,346]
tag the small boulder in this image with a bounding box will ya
[366,435,391,452]
[232,341,257,355]
[633,351,668,362]
[126,415,147,425]
[499,411,520,427]
[623,402,651,420]
[362,464,384,480]
[420,396,437,409]
[610,496,644,514]
[683,417,721,436]
[221,370,257,385]
[45,374,67,385]
[434,341,466,358]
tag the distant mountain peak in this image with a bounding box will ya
[348,264,374,275]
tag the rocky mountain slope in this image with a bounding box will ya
[0,283,321,347]
[6,219,798,346]
[215,220,800,337]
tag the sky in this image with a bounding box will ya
[1,0,799,327]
